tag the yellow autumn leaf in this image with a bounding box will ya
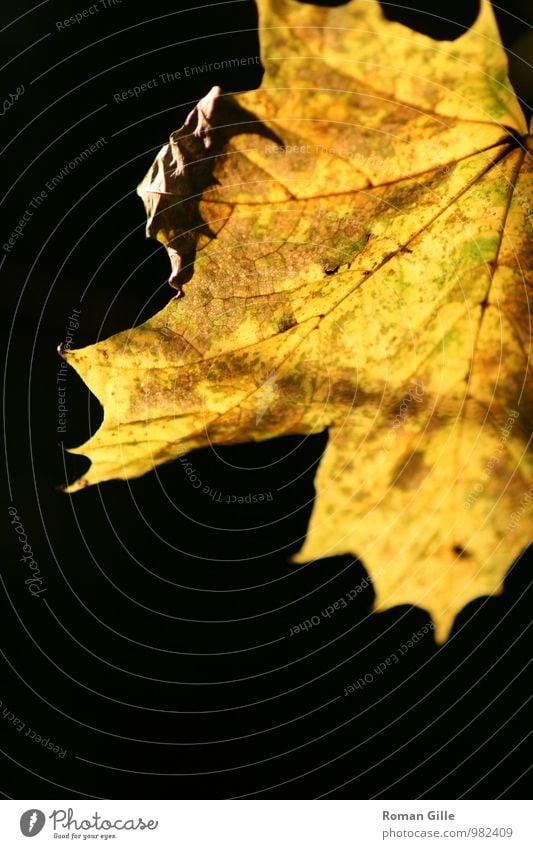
[63,0,533,641]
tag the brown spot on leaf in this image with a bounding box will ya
[393,450,428,490]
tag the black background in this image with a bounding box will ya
[2,0,532,799]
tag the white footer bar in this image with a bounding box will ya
[2,800,530,847]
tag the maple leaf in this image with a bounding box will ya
[63,0,533,641]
